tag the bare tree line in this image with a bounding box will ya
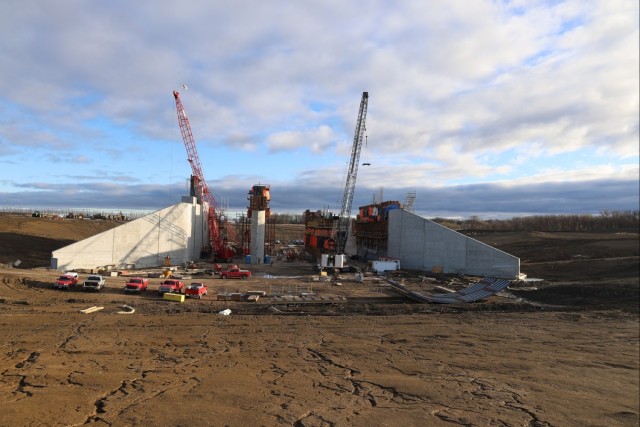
[0,207,148,220]
[433,210,639,232]
[270,213,305,224]
[4,206,638,232]
[270,211,640,232]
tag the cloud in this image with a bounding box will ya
[0,0,637,219]
[3,168,637,220]
[266,125,338,153]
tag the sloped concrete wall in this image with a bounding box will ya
[387,210,520,279]
[51,196,206,271]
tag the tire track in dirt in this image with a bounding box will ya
[440,363,553,426]
[1,346,44,402]
[294,411,335,427]
[14,351,39,368]
[58,322,87,350]
[0,370,46,401]
[303,345,431,421]
[305,347,370,419]
[79,335,213,425]
[80,368,190,425]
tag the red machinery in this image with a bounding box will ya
[173,90,235,261]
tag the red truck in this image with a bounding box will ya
[220,267,251,280]
[54,272,79,289]
[184,282,208,298]
[158,279,184,294]
[124,277,149,293]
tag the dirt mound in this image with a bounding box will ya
[511,282,640,312]
[0,214,122,268]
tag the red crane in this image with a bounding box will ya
[173,90,235,261]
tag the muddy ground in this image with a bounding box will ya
[0,214,638,426]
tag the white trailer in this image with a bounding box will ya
[371,259,400,273]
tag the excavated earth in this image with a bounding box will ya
[0,214,638,426]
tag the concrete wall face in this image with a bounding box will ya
[250,210,266,264]
[51,198,205,271]
[343,220,357,256]
[388,210,520,279]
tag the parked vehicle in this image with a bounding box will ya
[82,275,106,292]
[158,279,184,294]
[124,277,149,293]
[184,282,208,299]
[220,267,251,280]
[204,264,224,276]
[54,272,79,289]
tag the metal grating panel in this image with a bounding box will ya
[425,277,512,304]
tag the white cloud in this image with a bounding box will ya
[499,163,640,186]
[266,125,337,153]
[0,0,637,216]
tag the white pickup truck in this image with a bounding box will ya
[82,275,106,292]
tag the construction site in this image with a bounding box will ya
[51,91,521,303]
[1,210,638,426]
[0,90,637,426]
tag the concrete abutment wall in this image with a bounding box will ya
[387,209,520,279]
[51,196,206,271]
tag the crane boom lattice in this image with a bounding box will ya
[173,90,233,261]
[335,91,368,254]
[173,91,219,212]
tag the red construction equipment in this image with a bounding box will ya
[173,90,235,261]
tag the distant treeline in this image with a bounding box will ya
[4,207,638,232]
[432,210,639,232]
[270,213,305,224]
[266,211,640,232]
[0,207,148,220]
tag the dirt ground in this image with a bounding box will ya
[0,214,638,426]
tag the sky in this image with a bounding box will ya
[1,0,638,219]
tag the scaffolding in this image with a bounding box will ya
[238,212,276,259]
[303,209,337,260]
[352,200,403,261]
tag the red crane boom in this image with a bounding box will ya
[173,90,233,261]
